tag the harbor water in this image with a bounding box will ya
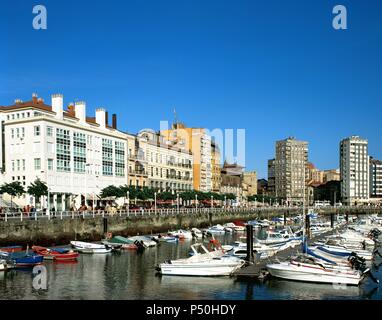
[0,230,381,300]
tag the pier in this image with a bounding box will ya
[234,227,345,280]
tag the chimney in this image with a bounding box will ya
[14,99,23,104]
[74,101,86,124]
[51,94,63,119]
[112,114,117,129]
[67,103,75,116]
[32,93,38,104]
[95,108,106,128]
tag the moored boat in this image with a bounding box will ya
[70,241,112,254]
[0,246,23,253]
[158,243,245,276]
[32,246,79,261]
[1,251,44,267]
[267,255,367,286]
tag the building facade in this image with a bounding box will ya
[138,129,193,192]
[370,157,382,199]
[0,94,127,210]
[275,137,308,204]
[267,158,275,196]
[340,136,369,206]
[220,162,244,203]
[161,123,212,192]
[211,141,221,193]
[323,169,340,183]
[242,171,257,197]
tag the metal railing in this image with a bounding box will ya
[0,205,380,222]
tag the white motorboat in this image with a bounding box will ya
[127,236,157,247]
[191,228,203,239]
[206,224,226,235]
[168,229,193,240]
[70,241,112,254]
[223,222,246,232]
[311,245,373,261]
[267,255,366,286]
[158,243,245,276]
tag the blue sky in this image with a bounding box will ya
[1,0,381,178]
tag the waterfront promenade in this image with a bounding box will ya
[0,205,381,246]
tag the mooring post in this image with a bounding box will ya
[103,217,108,235]
[330,213,334,228]
[245,224,254,263]
[305,214,311,238]
[345,213,349,223]
[284,211,287,226]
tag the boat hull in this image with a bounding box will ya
[267,263,361,285]
[160,263,243,276]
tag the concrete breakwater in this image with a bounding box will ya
[0,210,269,247]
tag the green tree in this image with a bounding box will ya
[0,181,25,208]
[27,178,48,206]
[100,185,125,199]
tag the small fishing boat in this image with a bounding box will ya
[32,246,79,261]
[158,243,245,276]
[191,228,203,239]
[126,236,157,247]
[1,251,44,267]
[311,245,373,261]
[206,225,226,235]
[101,236,138,250]
[168,230,193,240]
[70,241,112,254]
[0,246,23,253]
[153,235,179,243]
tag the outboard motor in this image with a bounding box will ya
[348,252,367,272]
[134,240,145,254]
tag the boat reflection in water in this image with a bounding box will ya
[264,278,362,300]
[158,275,242,300]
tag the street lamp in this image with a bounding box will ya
[154,191,157,214]
[127,190,130,214]
[195,194,198,211]
[224,195,227,208]
[211,195,214,209]
[176,192,180,214]
[47,187,51,219]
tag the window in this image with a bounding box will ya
[57,129,71,172]
[34,126,40,136]
[22,159,25,171]
[16,128,19,138]
[21,127,25,138]
[74,132,86,173]
[17,160,20,171]
[12,160,15,171]
[47,126,53,137]
[11,129,14,139]
[34,158,41,171]
[115,141,125,177]
[48,159,53,171]
[102,138,113,176]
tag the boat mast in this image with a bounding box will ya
[302,164,307,253]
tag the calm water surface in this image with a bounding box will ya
[1,231,381,300]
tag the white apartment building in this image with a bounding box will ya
[370,157,382,199]
[340,136,369,205]
[137,129,193,192]
[0,93,127,210]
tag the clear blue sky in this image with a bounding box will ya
[1,0,381,178]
